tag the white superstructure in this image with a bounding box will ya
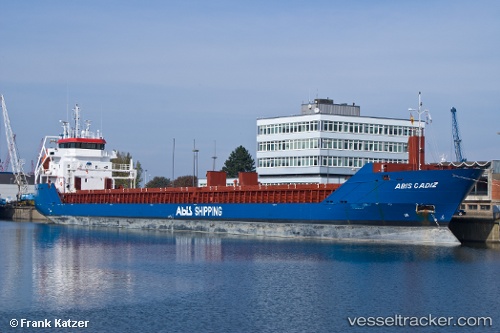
[35,104,137,192]
[256,98,420,184]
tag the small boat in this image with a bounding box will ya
[0,197,15,220]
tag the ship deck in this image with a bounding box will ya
[60,183,341,205]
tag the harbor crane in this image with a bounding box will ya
[450,107,466,162]
[0,95,29,199]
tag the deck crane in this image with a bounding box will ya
[450,107,466,162]
[0,95,29,199]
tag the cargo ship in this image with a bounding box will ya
[34,104,483,244]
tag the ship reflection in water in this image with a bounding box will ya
[175,236,222,263]
[0,222,227,312]
[1,221,499,333]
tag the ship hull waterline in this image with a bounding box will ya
[44,215,460,245]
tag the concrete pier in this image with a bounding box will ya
[449,216,500,243]
[447,159,499,242]
[13,206,48,221]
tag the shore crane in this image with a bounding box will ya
[0,95,29,199]
[450,107,466,162]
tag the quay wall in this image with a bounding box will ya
[13,206,48,221]
[450,217,500,242]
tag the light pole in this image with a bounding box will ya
[144,169,148,187]
[192,140,199,187]
[172,138,175,182]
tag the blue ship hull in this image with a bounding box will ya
[35,164,483,230]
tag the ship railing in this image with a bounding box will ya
[102,151,117,158]
[112,163,133,171]
[113,175,137,180]
[34,136,60,185]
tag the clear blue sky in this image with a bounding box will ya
[1,0,499,180]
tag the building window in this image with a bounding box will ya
[468,204,478,210]
[480,205,491,211]
[258,138,408,155]
[260,120,414,137]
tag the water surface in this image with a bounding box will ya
[0,221,498,332]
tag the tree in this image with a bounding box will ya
[111,151,142,188]
[222,145,255,177]
[135,160,143,186]
[173,175,198,187]
[146,176,171,188]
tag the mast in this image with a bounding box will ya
[74,104,80,137]
[408,92,429,170]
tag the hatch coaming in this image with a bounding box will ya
[61,183,341,205]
